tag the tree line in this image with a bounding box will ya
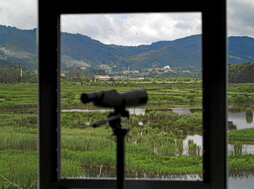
[228,62,254,83]
[1,62,253,83]
[0,64,99,84]
[0,64,37,83]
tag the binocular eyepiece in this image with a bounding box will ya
[80,88,148,108]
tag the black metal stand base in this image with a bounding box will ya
[93,109,130,189]
[114,127,129,189]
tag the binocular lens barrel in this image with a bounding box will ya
[80,91,103,104]
[80,89,148,108]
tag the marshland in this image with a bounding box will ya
[0,78,254,188]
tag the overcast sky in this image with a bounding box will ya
[61,13,201,46]
[0,0,253,46]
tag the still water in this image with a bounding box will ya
[229,174,254,189]
[172,107,254,129]
[228,112,254,129]
[62,108,146,115]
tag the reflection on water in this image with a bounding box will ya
[171,107,202,115]
[183,135,202,146]
[83,165,202,180]
[62,109,111,113]
[62,108,146,115]
[183,135,202,156]
[228,174,254,189]
[246,109,253,123]
[171,107,254,130]
[183,134,254,155]
[228,112,254,129]
[228,144,254,155]
[171,108,191,115]
[82,164,254,186]
[83,164,254,186]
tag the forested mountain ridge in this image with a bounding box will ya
[228,36,254,64]
[0,25,254,70]
[0,25,37,68]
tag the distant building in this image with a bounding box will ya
[95,75,112,80]
[163,65,173,72]
[130,70,140,74]
[122,70,128,74]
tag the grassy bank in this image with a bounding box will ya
[229,128,254,144]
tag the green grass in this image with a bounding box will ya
[0,113,37,128]
[0,150,84,188]
[229,155,254,173]
[61,127,114,151]
[0,127,37,150]
[229,128,254,144]
[0,83,37,108]
[61,149,202,176]
[0,150,37,188]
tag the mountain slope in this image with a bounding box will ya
[0,25,36,53]
[125,45,201,69]
[228,36,254,64]
[0,25,37,68]
[0,25,253,70]
[61,32,123,68]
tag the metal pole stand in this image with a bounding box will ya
[93,109,130,189]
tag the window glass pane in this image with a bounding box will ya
[0,1,38,188]
[228,59,254,187]
[227,0,254,188]
[60,13,203,180]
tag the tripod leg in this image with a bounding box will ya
[115,127,129,189]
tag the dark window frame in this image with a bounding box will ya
[38,0,227,188]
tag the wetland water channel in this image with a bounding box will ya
[62,107,254,187]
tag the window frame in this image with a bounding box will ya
[38,0,227,188]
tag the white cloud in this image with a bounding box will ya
[61,13,201,46]
[0,0,37,29]
[228,0,254,37]
[0,0,254,45]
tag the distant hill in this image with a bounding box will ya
[61,33,202,70]
[0,25,254,72]
[229,62,254,83]
[228,36,254,64]
[0,25,37,68]
[125,44,201,69]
